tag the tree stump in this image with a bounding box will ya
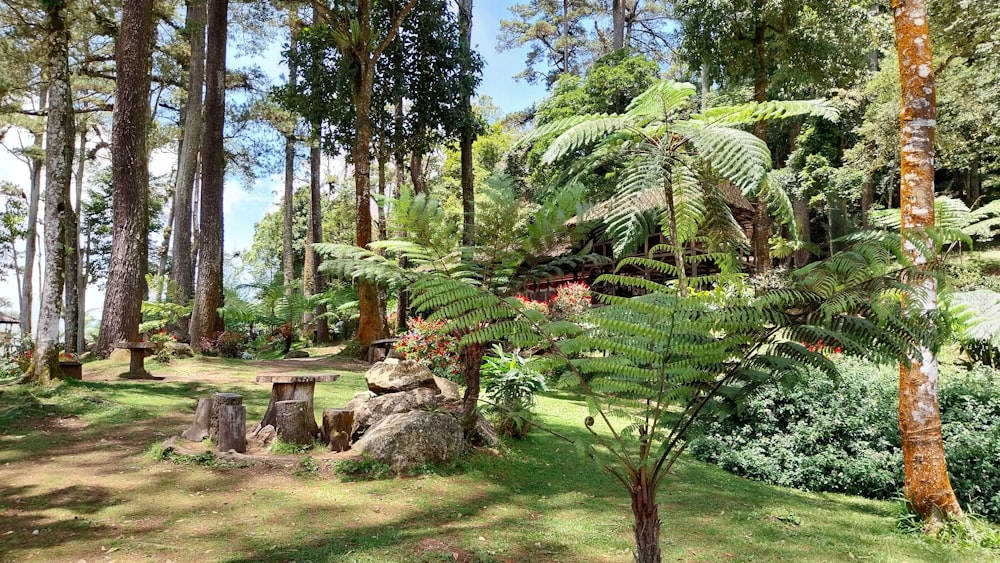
[217,404,247,453]
[275,400,314,445]
[210,392,243,444]
[322,408,354,452]
[182,397,213,442]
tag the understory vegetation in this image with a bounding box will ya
[0,355,997,562]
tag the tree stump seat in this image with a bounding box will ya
[255,374,340,438]
[113,341,162,379]
[365,338,399,363]
[322,408,354,452]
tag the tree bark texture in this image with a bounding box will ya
[209,392,243,443]
[282,15,297,295]
[459,0,475,247]
[751,22,772,273]
[322,408,353,452]
[97,0,154,356]
[182,397,213,442]
[191,0,228,351]
[892,0,964,523]
[275,400,314,445]
[64,128,86,354]
[20,88,45,336]
[611,0,625,51]
[217,404,247,453]
[325,0,418,351]
[34,0,76,382]
[460,341,485,438]
[171,0,207,309]
[631,470,662,563]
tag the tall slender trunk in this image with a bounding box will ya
[751,22,772,273]
[459,0,475,246]
[394,102,409,332]
[191,0,228,351]
[63,128,86,354]
[35,0,75,382]
[282,14,298,295]
[154,190,174,301]
[171,0,207,312]
[893,0,963,525]
[460,341,485,436]
[97,0,153,355]
[20,87,45,336]
[611,0,625,51]
[305,139,328,342]
[631,469,661,563]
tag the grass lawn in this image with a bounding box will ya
[0,352,996,562]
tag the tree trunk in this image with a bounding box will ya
[217,404,247,453]
[191,0,228,352]
[308,139,329,343]
[631,470,661,563]
[170,0,207,312]
[332,0,419,352]
[210,392,243,444]
[792,197,810,267]
[302,144,317,336]
[154,190,174,301]
[20,88,45,337]
[459,0,475,247]
[322,408,353,452]
[97,0,154,356]
[34,0,76,382]
[64,128,86,354]
[611,0,625,51]
[751,22,772,273]
[275,400,314,445]
[892,0,964,525]
[182,397,213,442]
[353,65,387,351]
[282,14,297,295]
[460,341,485,438]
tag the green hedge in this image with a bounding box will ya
[689,358,1000,521]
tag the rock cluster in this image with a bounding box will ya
[347,358,497,472]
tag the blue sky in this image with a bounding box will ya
[223,2,549,259]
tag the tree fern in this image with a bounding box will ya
[524,79,838,278]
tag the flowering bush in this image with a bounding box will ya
[549,282,591,320]
[149,329,178,363]
[201,331,249,358]
[513,295,550,318]
[394,317,461,380]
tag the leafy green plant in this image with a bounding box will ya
[295,455,320,477]
[480,344,546,438]
[269,439,313,455]
[394,317,461,380]
[334,455,392,480]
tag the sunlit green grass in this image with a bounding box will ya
[1,354,998,561]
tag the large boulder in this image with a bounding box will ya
[352,387,438,439]
[433,376,461,401]
[365,358,436,394]
[352,411,463,472]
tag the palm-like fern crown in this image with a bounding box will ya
[553,235,934,488]
[517,79,837,258]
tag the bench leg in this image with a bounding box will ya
[129,350,146,378]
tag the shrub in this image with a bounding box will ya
[689,358,1000,523]
[394,317,460,380]
[939,365,1000,520]
[200,331,249,359]
[148,330,177,363]
[512,295,550,318]
[481,344,546,438]
[548,282,591,320]
[688,357,903,498]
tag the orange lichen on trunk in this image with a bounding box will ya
[892,0,964,523]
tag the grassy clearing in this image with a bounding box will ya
[0,353,997,562]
